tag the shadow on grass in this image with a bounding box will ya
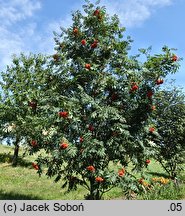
[0,153,31,168]
[0,190,42,200]
[147,171,169,178]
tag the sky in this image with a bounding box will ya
[0,0,184,91]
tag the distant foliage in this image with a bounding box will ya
[152,86,185,179]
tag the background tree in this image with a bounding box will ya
[0,53,51,166]
[152,85,185,180]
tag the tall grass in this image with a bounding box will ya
[138,181,185,200]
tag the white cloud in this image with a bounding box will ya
[0,0,74,70]
[0,0,41,25]
[0,26,23,66]
[0,0,42,70]
[101,0,173,27]
[42,16,73,52]
[48,16,73,32]
[0,0,175,71]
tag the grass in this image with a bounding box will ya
[0,144,184,200]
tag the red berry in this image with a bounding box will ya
[147,90,153,98]
[146,159,151,165]
[91,42,97,49]
[31,140,37,147]
[156,78,164,85]
[88,124,94,131]
[95,176,104,182]
[58,111,68,118]
[172,55,178,62]
[32,162,39,170]
[85,63,91,70]
[87,165,95,172]
[118,168,125,177]
[79,136,84,143]
[131,84,139,91]
[28,101,37,109]
[73,28,78,34]
[93,9,100,16]
[149,127,155,133]
[60,143,69,149]
[81,39,86,45]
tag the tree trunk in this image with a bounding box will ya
[12,138,20,166]
[85,178,101,200]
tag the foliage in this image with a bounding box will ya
[0,0,181,199]
[152,86,185,179]
[0,53,51,165]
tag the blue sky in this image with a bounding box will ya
[0,0,184,91]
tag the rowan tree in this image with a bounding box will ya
[30,0,179,199]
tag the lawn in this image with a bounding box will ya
[0,144,184,200]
